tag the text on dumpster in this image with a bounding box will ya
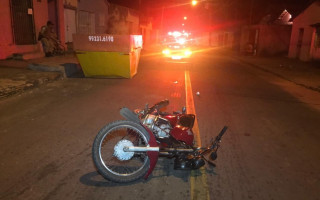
[88,35,114,42]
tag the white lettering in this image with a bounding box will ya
[88,35,114,43]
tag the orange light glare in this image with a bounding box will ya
[192,0,197,6]
[184,16,187,20]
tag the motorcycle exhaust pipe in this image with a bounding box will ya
[161,148,194,153]
[124,146,159,152]
[124,146,194,153]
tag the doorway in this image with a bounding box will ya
[64,8,76,43]
[10,0,36,45]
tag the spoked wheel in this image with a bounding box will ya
[92,120,150,183]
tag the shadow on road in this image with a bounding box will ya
[80,158,219,187]
[79,171,144,187]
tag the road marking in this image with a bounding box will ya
[185,70,210,200]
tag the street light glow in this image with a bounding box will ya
[184,16,187,20]
[192,0,197,6]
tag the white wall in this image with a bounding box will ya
[288,1,320,61]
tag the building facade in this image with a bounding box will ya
[0,0,144,60]
[288,1,320,61]
[0,0,65,60]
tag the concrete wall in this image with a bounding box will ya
[288,1,320,61]
[140,21,152,49]
[77,0,108,34]
[210,31,234,48]
[241,25,291,56]
[257,25,291,56]
[107,4,139,35]
[192,32,210,47]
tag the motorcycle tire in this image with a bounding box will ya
[92,120,150,183]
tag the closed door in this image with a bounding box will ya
[64,8,76,43]
[10,0,36,45]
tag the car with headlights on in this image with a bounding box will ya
[162,32,192,60]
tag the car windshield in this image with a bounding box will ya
[163,37,189,48]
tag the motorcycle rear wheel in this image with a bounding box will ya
[92,120,150,183]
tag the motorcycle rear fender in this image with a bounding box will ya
[143,125,159,179]
[120,107,141,124]
[119,107,159,179]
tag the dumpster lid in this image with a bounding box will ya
[73,34,142,53]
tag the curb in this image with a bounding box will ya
[28,62,82,78]
[0,72,61,99]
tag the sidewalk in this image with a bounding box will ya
[0,53,80,99]
[231,53,320,93]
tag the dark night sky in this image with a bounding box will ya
[109,0,311,15]
[109,0,313,30]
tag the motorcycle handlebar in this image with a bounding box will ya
[217,126,228,140]
[209,126,228,149]
[155,99,169,109]
[148,99,169,114]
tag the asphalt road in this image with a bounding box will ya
[0,50,320,200]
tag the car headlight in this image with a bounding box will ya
[162,49,171,55]
[184,49,192,56]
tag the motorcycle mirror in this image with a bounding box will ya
[182,106,186,114]
[144,103,149,116]
[210,152,218,161]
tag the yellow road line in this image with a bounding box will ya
[185,70,210,200]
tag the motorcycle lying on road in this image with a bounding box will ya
[92,99,227,183]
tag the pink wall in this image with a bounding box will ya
[0,1,14,59]
[33,0,49,39]
[0,0,65,60]
[0,0,48,59]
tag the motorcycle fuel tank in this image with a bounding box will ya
[170,125,194,146]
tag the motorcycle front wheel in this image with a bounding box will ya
[92,120,150,183]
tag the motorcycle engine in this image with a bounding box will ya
[142,114,172,138]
